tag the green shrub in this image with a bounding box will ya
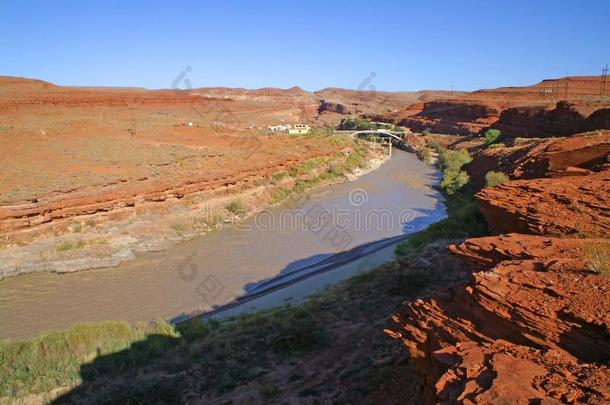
[326,162,342,177]
[437,148,472,194]
[427,140,445,153]
[421,148,433,163]
[484,129,502,146]
[488,142,506,149]
[270,171,288,184]
[485,171,509,187]
[342,147,367,172]
[338,118,375,131]
[225,200,246,216]
[289,158,325,176]
[55,240,73,252]
[260,384,279,398]
[270,188,292,204]
[441,170,470,194]
[440,149,472,172]
[421,129,431,136]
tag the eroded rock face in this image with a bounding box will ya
[387,234,610,404]
[394,77,610,137]
[494,101,610,137]
[476,169,610,236]
[433,341,610,404]
[464,131,610,187]
[398,101,499,135]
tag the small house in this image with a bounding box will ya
[288,124,310,134]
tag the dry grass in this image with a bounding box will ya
[582,241,610,275]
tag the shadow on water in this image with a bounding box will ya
[168,200,447,323]
[244,253,334,293]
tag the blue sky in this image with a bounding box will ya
[1,0,609,91]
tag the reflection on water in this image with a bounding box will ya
[0,151,444,340]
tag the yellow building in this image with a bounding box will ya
[288,124,310,134]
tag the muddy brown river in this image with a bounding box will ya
[0,151,444,340]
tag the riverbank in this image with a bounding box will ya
[0,137,476,403]
[1,146,444,341]
[0,137,387,279]
[1,240,468,404]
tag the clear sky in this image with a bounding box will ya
[1,0,609,91]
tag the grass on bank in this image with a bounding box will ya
[0,320,178,397]
[0,305,328,399]
[1,244,455,403]
[225,200,246,216]
[395,190,487,256]
[269,144,368,206]
[55,239,87,252]
[427,141,473,195]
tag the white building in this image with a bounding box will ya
[268,124,292,133]
[288,124,310,134]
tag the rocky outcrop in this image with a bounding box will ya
[505,131,610,177]
[476,169,610,236]
[494,101,610,137]
[388,126,609,403]
[317,100,352,115]
[0,162,296,234]
[387,234,610,404]
[464,131,610,187]
[398,101,499,135]
[314,87,438,124]
[431,340,610,404]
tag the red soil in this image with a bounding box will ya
[0,77,347,243]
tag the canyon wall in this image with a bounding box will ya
[395,76,610,137]
[387,131,610,403]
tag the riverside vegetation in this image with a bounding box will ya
[395,136,487,256]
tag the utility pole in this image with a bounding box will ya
[564,70,569,101]
[601,65,608,96]
[130,106,137,137]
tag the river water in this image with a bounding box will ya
[0,150,444,340]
